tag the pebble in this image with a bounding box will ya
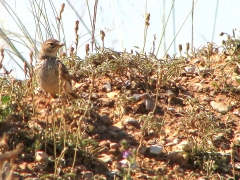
[107,92,118,99]
[96,125,107,133]
[109,122,123,131]
[110,143,118,149]
[103,82,112,92]
[82,171,93,179]
[99,114,111,124]
[108,131,118,138]
[123,118,140,129]
[98,154,112,163]
[210,101,229,114]
[150,145,163,155]
[184,66,196,74]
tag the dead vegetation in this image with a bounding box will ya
[1,31,240,179]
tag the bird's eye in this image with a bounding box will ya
[49,43,54,46]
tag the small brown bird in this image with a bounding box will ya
[35,39,79,99]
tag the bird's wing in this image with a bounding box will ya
[55,60,74,84]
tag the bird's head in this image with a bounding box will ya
[40,39,65,58]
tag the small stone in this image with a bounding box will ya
[99,98,114,107]
[112,161,121,169]
[96,125,107,133]
[166,151,189,167]
[123,118,140,129]
[108,131,118,138]
[139,146,147,154]
[103,82,112,92]
[196,68,214,75]
[193,83,203,92]
[90,93,99,101]
[132,94,141,101]
[124,80,131,87]
[109,122,123,131]
[110,143,118,149]
[82,171,93,179]
[142,97,155,111]
[107,92,118,99]
[193,59,201,64]
[210,101,229,114]
[98,154,112,163]
[150,145,163,155]
[184,66,196,74]
[233,109,240,117]
[98,147,110,154]
[35,151,48,164]
[118,131,128,139]
[28,121,43,131]
[99,114,111,124]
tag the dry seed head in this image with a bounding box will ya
[165,54,170,59]
[85,44,90,56]
[208,43,213,53]
[186,43,190,52]
[145,13,150,27]
[178,44,182,53]
[29,51,33,65]
[75,20,79,33]
[100,30,105,41]
[70,46,74,57]
[0,46,4,58]
[0,46,4,69]
[57,3,65,22]
[219,32,224,36]
[24,62,27,77]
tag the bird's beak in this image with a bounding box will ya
[59,43,65,47]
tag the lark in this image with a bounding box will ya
[35,39,79,100]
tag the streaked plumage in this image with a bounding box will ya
[35,39,79,99]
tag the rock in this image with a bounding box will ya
[99,98,114,107]
[109,122,123,131]
[110,143,118,149]
[233,109,240,117]
[184,66,196,74]
[82,171,93,179]
[210,101,229,114]
[98,147,109,154]
[176,140,192,152]
[96,125,107,133]
[195,68,214,75]
[132,94,141,101]
[90,93,99,101]
[139,146,147,154]
[107,92,118,99]
[123,118,140,129]
[99,114,111,124]
[108,131,118,138]
[142,95,155,111]
[35,151,48,163]
[103,82,112,92]
[193,83,203,92]
[28,121,43,131]
[166,151,189,167]
[193,59,201,64]
[99,140,110,147]
[98,154,112,163]
[150,145,163,155]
